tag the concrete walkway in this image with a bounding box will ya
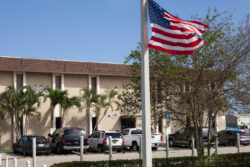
[1,146,250,167]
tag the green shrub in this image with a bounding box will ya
[51,152,250,167]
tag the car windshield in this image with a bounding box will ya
[64,129,87,136]
[121,130,129,135]
[231,131,247,135]
[106,133,121,138]
[28,136,46,142]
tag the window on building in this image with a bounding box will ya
[55,75,61,89]
[186,116,191,127]
[91,77,97,90]
[120,116,136,130]
[56,117,62,129]
[92,117,97,130]
[16,74,23,89]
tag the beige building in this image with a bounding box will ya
[0,57,226,150]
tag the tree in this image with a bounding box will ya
[93,89,121,131]
[21,86,43,135]
[61,95,82,127]
[123,46,177,132]
[120,10,249,157]
[80,88,99,135]
[0,85,43,143]
[44,88,68,128]
[0,86,21,143]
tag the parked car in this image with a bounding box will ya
[88,130,124,152]
[13,136,51,156]
[48,128,89,154]
[121,128,162,151]
[168,127,217,147]
[218,130,250,146]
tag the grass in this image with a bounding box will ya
[0,150,13,153]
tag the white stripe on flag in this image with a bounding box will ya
[152,32,200,44]
[151,24,194,36]
[149,39,204,51]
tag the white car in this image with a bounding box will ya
[121,128,162,151]
[88,130,124,152]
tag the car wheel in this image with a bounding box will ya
[22,149,27,156]
[152,147,158,151]
[97,145,103,153]
[131,142,138,151]
[56,145,61,154]
[169,139,174,147]
[230,140,236,146]
[13,148,17,154]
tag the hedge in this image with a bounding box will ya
[51,152,250,167]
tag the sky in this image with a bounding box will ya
[0,0,249,64]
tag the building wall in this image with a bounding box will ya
[25,72,52,137]
[0,71,13,150]
[97,76,131,131]
[63,74,89,129]
[0,66,227,149]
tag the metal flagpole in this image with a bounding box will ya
[140,0,152,167]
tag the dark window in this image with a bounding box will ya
[121,130,129,135]
[56,117,61,129]
[131,130,142,134]
[55,76,61,89]
[178,129,185,135]
[64,128,87,137]
[105,133,121,138]
[231,130,246,135]
[92,132,100,138]
[158,119,163,133]
[92,117,97,130]
[21,136,28,144]
[186,116,191,127]
[16,74,23,89]
[120,117,136,130]
[27,136,47,142]
[91,77,97,90]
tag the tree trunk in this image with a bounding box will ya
[207,113,213,156]
[11,115,15,146]
[86,109,91,135]
[50,106,54,128]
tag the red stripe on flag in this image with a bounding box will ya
[152,27,195,39]
[166,19,206,33]
[148,44,195,55]
[150,36,203,47]
[168,24,203,34]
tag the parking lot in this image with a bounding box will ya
[1,145,250,167]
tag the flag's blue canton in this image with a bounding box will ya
[148,0,170,29]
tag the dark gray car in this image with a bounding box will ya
[218,130,250,146]
[169,127,217,147]
[13,136,51,156]
[48,128,89,154]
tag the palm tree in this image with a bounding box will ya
[21,86,42,135]
[93,95,107,131]
[44,87,68,128]
[80,88,99,135]
[0,85,23,143]
[0,93,5,120]
[61,95,82,127]
[93,89,121,131]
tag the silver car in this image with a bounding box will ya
[88,130,124,152]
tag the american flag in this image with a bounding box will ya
[148,0,209,55]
